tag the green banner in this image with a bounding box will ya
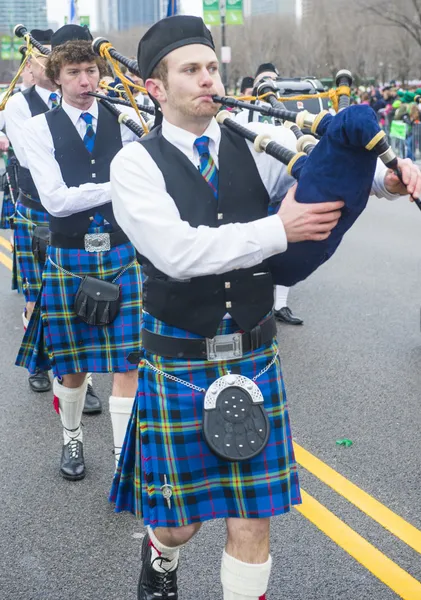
[1,35,11,60]
[226,0,243,24]
[13,37,22,60]
[80,15,90,27]
[203,0,221,26]
[390,120,408,140]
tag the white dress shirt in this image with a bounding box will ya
[22,98,140,218]
[111,116,399,282]
[4,85,60,167]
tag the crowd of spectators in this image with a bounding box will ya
[349,83,421,160]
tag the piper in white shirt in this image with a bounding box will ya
[16,32,142,483]
[4,28,58,394]
[109,16,421,600]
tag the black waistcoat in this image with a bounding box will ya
[140,125,274,338]
[45,103,123,235]
[19,86,50,197]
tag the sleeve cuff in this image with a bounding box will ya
[252,214,288,258]
[372,159,401,201]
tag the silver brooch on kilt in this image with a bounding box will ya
[202,374,270,462]
[160,474,173,509]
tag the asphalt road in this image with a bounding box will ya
[1,194,421,600]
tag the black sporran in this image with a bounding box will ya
[31,226,50,264]
[74,275,121,326]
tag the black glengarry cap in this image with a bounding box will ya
[138,15,215,80]
[51,24,93,48]
[30,29,54,44]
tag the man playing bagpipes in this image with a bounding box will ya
[107,14,419,600]
[15,26,143,482]
[4,28,58,393]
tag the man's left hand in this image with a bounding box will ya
[384,157,421,200]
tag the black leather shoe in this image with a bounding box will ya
[274,307,303,325]
[83,384,102,415]
[28,369,51,393]
[60,440,86,481]
[138,533,178,599]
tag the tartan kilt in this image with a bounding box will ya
[11,235,22,293]
[110,314,301,528]
[14,201,49,302]
[16,241,142,377]
[0,188,15,229]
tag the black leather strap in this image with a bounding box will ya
[142,315,277,359]
[17,191,48,214]
[50,229,129,250]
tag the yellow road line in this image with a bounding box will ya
[0,250,12,271]
[294,443,421,555]
[297,490,421,600]
[0,235,12,253]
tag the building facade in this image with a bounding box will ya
[97,0,166,31]
[0,0,48,32]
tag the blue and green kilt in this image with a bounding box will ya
[16,240,142,377]
[110,313,301,528]
[0,187,15,230]
[14,200,49,302]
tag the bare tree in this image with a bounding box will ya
[362,0,421,50]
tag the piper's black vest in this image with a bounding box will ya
[45,103,123,235]
[19,86,50,197]
[140,125,274,338]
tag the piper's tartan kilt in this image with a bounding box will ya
[0,188,15,230]
[14,201,49,302]
[110,312,301,528]
[16,241,142,377]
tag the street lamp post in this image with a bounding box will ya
[220,0,228,88]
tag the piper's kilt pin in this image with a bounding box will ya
[14,201,49,302]
[16,241,142,377]
[110,313,301,528]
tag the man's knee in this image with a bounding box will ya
[226,517,270,544]
[155,522,202,547]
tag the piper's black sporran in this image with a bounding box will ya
[74,275,121,326]
[202,374,270,462]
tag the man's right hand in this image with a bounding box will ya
[278,184,344,243]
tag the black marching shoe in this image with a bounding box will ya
[83,383,102,415]
[274,306,303,326]
[60,439,86,481]
[138,533,178,600]
[28,369,51,393]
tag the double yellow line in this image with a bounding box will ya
[0,235,12,270]
[0,234,420,596]
[294,443,421,598]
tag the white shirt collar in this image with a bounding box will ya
[61,97,98,127]
[35,85,60,105]
[162,117,221,163]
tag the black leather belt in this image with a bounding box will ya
[141,315,277,360]
[17,191,48,214]
[50,229,129,250]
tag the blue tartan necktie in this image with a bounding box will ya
[49,92,59,108]
[80,112,95,153]
[194,136,218,199]
[79,112,104,229]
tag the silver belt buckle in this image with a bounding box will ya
[84,233,111,252]
[206,333,243,361]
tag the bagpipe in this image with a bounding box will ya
[90,42,420,286]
